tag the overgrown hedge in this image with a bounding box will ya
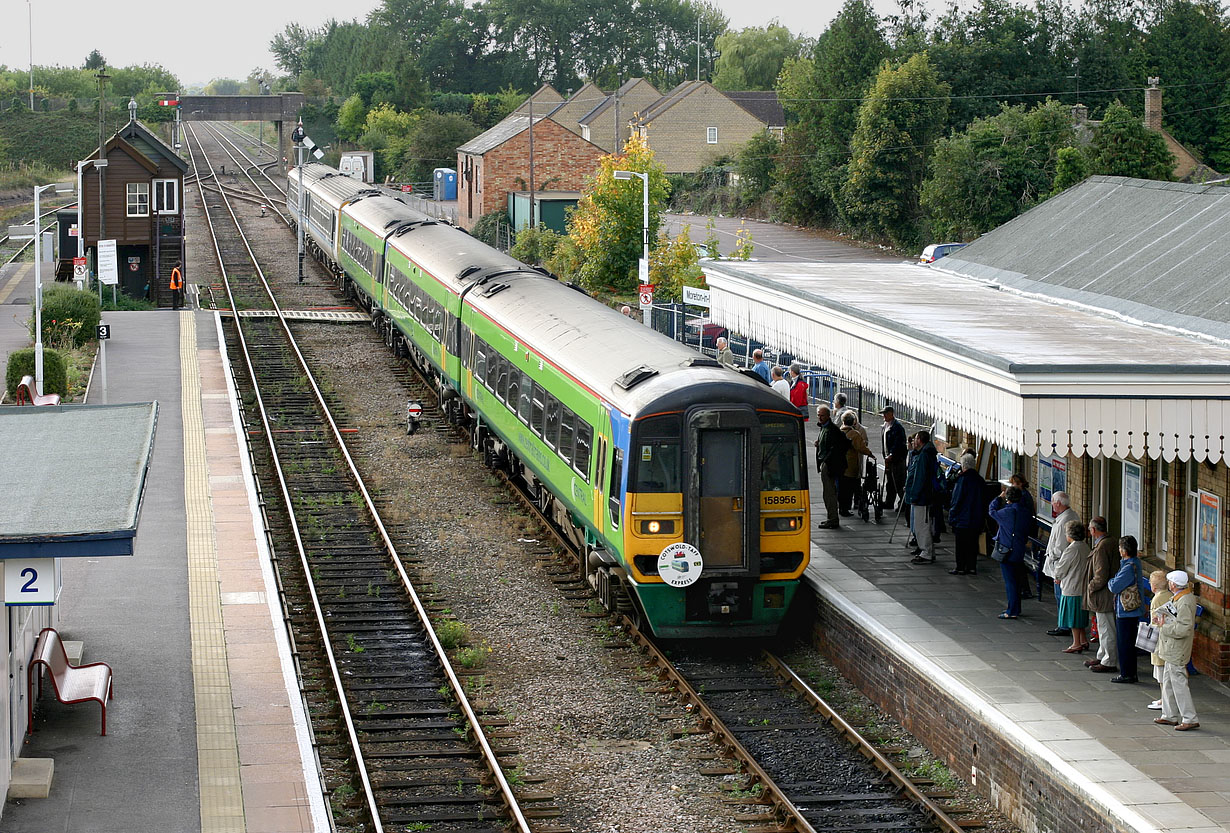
[5,347,67,399]
[36,285,101,347]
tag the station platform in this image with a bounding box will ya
[803,456,1230,832]
[0,305,326,832]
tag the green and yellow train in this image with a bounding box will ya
[289,163,810,637]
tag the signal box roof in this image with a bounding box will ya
[0,402,157,558]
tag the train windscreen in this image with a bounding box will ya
[760,415,802,492]
[633,415,681,493]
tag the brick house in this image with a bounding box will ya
[577,78,662,153]
[546,81,606,138]
[456,114,605,231]
[634,81,782,173]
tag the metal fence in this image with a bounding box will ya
[643,299,938,444]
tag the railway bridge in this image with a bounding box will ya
[177,93,305,168]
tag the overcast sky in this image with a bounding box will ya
[3,0,931,87]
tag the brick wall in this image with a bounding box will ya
[457,120,605,231]
[640,85,768,173]
[812,590,1143,833]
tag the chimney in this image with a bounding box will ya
[1145,77,1162,131]
[1071,103,1088,124]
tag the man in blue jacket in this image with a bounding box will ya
[904,430,938,563]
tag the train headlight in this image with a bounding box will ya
[648,520,660,533]
[639,519,675,535]
[764,516,801,532]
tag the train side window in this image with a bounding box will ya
[530,383,545,436]
[506,370,520,413]
[496,356,510,402]
[474,345,487,385]
[595,436,607,494]
[558,408,575,465]
[545,395,561,450]
[517,373,533,423]
[484,347,498,389]
[573,422,592,480]
[608,448,623,529]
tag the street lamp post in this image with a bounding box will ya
[291,120,306,284]
[33,181,74,395]
[613,169,650,295]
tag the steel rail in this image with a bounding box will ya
[186,122,384,831]
[763,652,969,833]
[186,123,532,833]
[2,201,78,269]
[199,122,290,223]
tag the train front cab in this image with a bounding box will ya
[623,404,809,638]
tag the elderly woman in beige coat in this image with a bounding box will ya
[1154,570,1199,731]
[1052,519,1093,654]
[838,412,873,516]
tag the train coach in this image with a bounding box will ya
[288,161,811,638]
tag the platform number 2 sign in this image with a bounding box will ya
[5,559,56,606]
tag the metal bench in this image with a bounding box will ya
[28,627,114,736]
[14,374,61,406]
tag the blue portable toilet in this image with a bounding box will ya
[433,168,458,201]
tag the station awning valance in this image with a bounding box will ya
[703,261,1230,464]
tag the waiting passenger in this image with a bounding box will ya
[1146,570,1173,711]
[715,337,734,367]
[988,485,1030,618]
[1085,517,1120,674]
[1154,570,1199,730]
[751,349,771,383]
[1044,492,1081,637]
[947,454,986,575]
[787,363,809,421]
[1053,520,1092,653]
[770,366,790,399]
[838,412,873,516]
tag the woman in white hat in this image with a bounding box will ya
[1153,570,1199,731]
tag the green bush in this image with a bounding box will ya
[5,347,67,399]
[471,210,512,249]
[37,284,100,348]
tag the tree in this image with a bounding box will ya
[511,226,562,267]
[1050,146,1092,194]
[204,78,241,96]
[270,22,313,76]
[841,53,949,248]
[336,95,368,142]
[735,131,779,206]
[1088,100,1175,180]
[649,228,704,301]
[920,100,1077,241]
[1142,0,1230,159]
[83,50,106,70]
[567,133,670,293]
[712,24,802,91]
[775,0,889,225]
[401,111,480,181]
[353,72,398,107]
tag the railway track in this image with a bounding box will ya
[188,119,991,833]
[1,200,77,269]
[185,122,540,833]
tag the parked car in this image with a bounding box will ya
[919,242,967,264]
[683,319,728,349]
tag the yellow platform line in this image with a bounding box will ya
[182,311,246,832]
[0,263,31,305]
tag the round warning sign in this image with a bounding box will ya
[657,542,703,588]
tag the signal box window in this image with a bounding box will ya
[154,179,178,215]
[127,182,150,217]
[633,415,681,493]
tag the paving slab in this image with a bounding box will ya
[802,416,1230,832]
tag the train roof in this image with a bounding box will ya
[291,163,379,209]
[468,276,789,416]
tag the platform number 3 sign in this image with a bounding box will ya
[5,559,55,606]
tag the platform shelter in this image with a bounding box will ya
[0,402,156,800]
[703,176,1230,677]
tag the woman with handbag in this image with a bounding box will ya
[988,486,1030,619]
[1052,520,1092,653]
[1106,535,1150,683]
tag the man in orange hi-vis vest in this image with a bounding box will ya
[170,261,184,310]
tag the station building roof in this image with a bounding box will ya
[0,402,157,558]
[702,260,1230,464]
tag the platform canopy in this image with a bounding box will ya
[703,261,1230,464]
[0,402,158,558]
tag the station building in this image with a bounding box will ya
[703,176,1230,677]
[76,100,187,306]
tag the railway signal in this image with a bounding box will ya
[406,401,423,434]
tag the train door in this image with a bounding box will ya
[686,406,759,571]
